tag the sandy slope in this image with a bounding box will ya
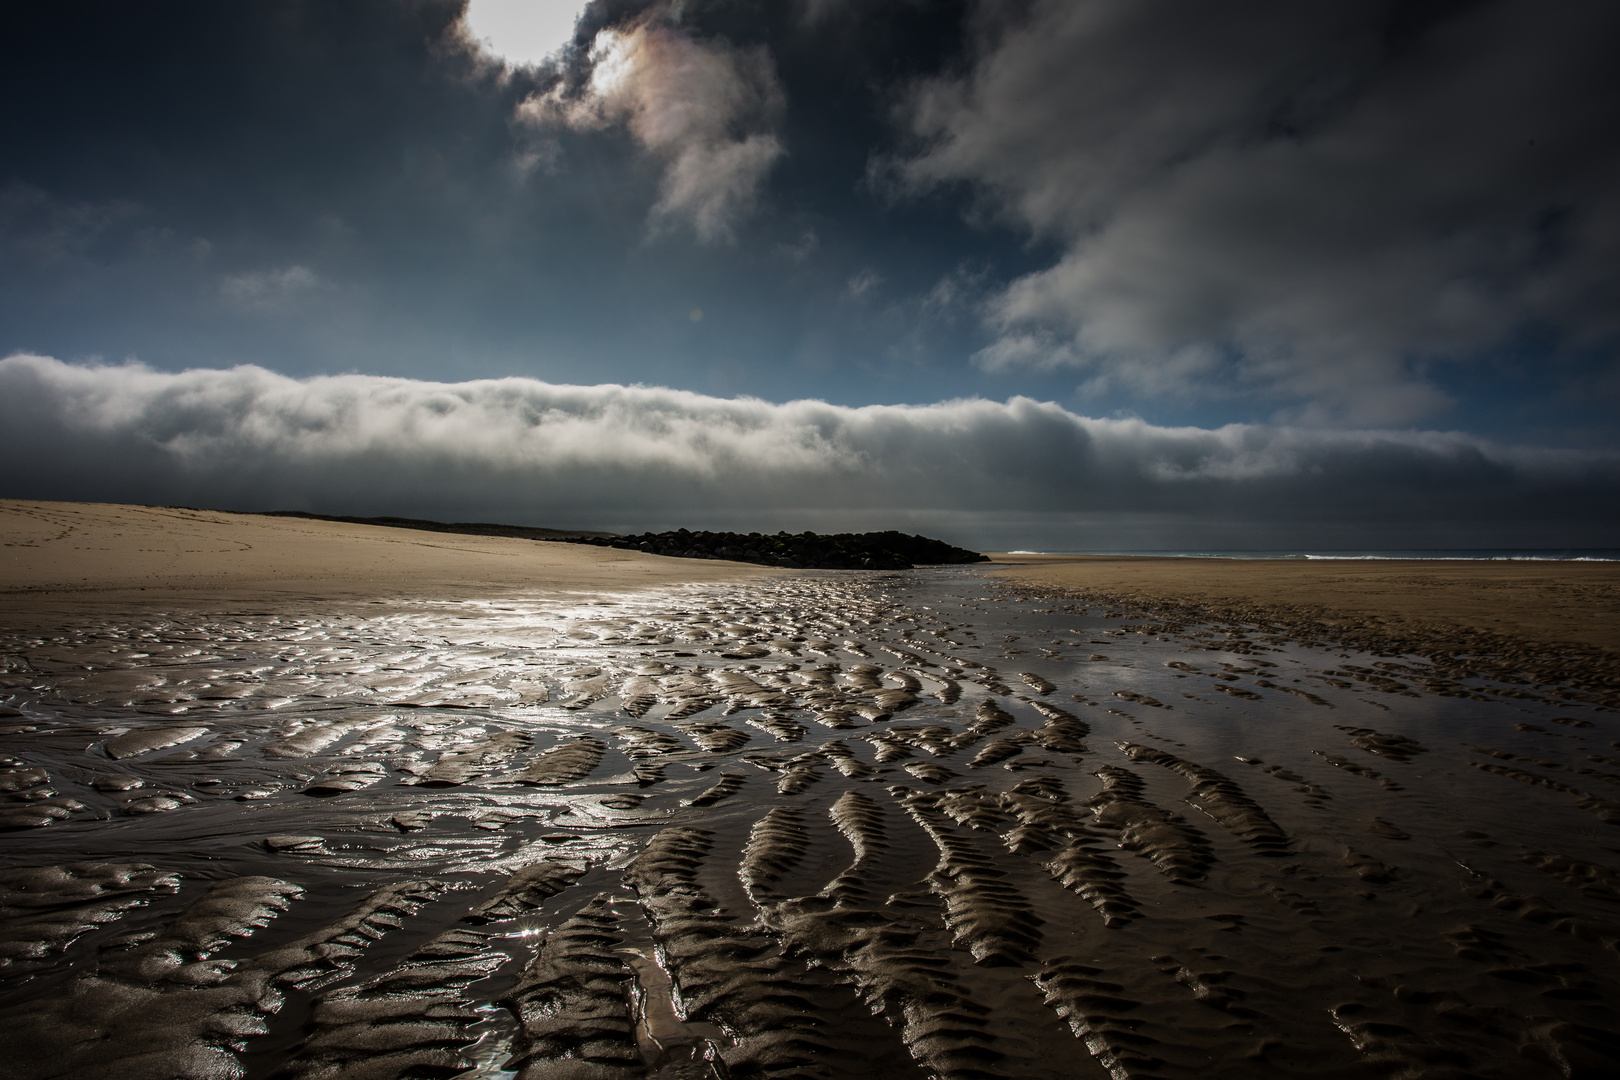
[0,500,773,610]
[988,553,1620,652]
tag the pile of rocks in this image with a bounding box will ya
[569,529,988,570]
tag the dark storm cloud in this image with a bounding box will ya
[899,0,1620,424]
[5,354,1615,549]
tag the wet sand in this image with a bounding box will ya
[5,508,1620,1079]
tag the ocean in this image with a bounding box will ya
[1006,547,1620,560]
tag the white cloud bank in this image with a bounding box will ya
[2,354,1615,549]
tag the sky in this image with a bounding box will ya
[3,0,1618,549]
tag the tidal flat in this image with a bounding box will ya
[4,561,1620,1080]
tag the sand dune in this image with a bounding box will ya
[1,500,772,615]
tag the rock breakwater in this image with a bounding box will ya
[569,529,990,570]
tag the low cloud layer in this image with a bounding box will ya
[5,354,1614,550]
[901,0,1620,424]
[520,10,784,242]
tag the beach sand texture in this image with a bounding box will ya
[3,503,1620,1079]
[991,553,1620,653]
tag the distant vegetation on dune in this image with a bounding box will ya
[568,529,989,570]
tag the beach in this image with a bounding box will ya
[989,552,1620,652]
[4,502,1620,1080]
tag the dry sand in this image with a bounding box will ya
[0,499,772,618]
[990,552,1620,653]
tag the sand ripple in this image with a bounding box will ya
[1,571,1618,1078]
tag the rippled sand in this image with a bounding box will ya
[4,510,1620,1079]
